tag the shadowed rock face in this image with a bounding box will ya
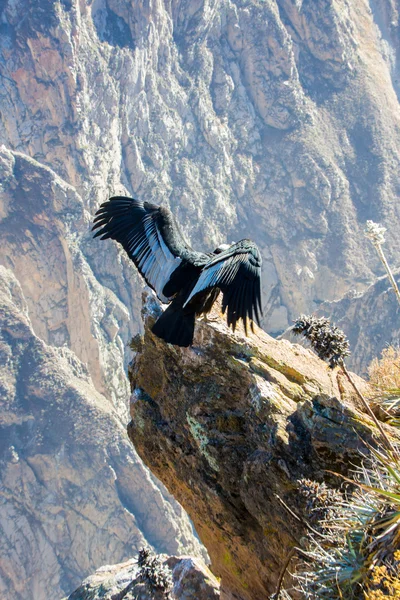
[0,269,206,600]
[128,296,398,600]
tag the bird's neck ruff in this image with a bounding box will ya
[214,243,231,254]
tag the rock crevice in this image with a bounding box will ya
[128,296,397,599]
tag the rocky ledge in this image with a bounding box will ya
[127,294,398,600]
[65,554,219,600]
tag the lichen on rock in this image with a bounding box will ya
[128,295,399,599]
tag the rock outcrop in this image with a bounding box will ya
[65,555,220,600]
[128,296,399,600]
[320,271,400,375]
[0,268,205,600]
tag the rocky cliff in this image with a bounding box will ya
[2,0,400,342]
[128,296,399,600]
[65,554,220,600]
[1,0,400,597]
[0,145,135,418]
[0,267,205,599]
[320,270,400,375]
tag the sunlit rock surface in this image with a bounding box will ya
[65,555,220,600]
[0,146,136,419]
[1,0,400,344]
[128,296,399,599]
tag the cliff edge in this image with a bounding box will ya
[0,269,205,599]
[127,294,397,600]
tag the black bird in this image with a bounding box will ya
[92,196,262,347]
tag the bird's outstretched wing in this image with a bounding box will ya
[183,240,262,333]
[92,196,205,303]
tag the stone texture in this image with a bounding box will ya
[65,555,220,600]
[0,268,205,600]
[320,270,400,375]
[1,0,400,344]
[128,296,399,600]
[0,145,136,418]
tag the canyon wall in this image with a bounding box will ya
[1,0,400,597]
[2,0,400,343]
[0,266,205,599]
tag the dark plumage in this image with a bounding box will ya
[92,196,263,346]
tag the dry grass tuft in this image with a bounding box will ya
[368,347,400,426]
[369,346,400,391]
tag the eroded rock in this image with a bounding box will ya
[65,555,220,600]
[128,296,398,599]
[0,270,205,599]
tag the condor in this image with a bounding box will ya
[93,197,262,347]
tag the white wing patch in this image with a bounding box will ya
[138,215,181,303]
[183,253,246,307]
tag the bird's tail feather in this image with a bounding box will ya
[151,303,195,347]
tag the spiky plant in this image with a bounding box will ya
[354,449,400,572]
[293,479,364,599]
[292,315,350,368]
[293,315,398,457]
[373,392,400,428]
[285,449,400,599]
[137,547,173,598]
[297,479,344,527]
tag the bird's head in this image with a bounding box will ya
[213,243,231,254]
